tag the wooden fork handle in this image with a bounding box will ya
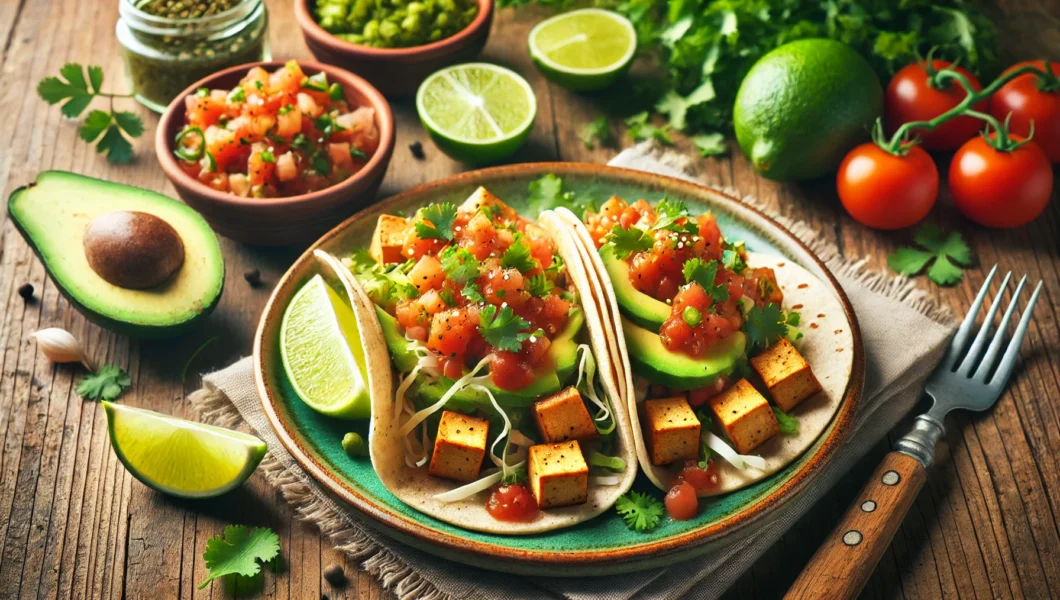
[785,451,927,600]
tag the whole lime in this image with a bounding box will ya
[734,39,883,181]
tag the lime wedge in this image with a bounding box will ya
[416,63,537,165]
[281,274,371,419]
[528,9,636,91]
[103,402,267,498]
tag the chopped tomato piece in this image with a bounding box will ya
[665,481,699,520]
[409,255,445,293]
[486,484,538,522]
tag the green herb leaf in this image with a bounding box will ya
[440,245,479,284]
[652,198,697,234]
[37,63,93,117]
[607,226,653,260]
[625,111,673,145]
[479,305,537,352]
[79,110,112,142]
[500,235,537,274]
[692,132,727,157]
[461,281,486,304]
[95,126,134,164]
[76,364,131,401]
[888,225,972,286]
[259,150,276,164]
[682,258,729,303]
[501,466,527,485]
[526,173,582,215]
[87,65,104,93]
[227,86,246,104]
[721,241,747,275]
[414,202,457,241]
[580,116,612,149]
[615,491,665,533]
[198,525,281,589]
[773,406,799,435]
[744,303,789,354]
[113,111,144,137]
[526,272,553,298]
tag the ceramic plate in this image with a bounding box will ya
[253,163,865,576]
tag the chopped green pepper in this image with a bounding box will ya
[301,71,329,92]
[173,127,206,162]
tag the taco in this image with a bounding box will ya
[321,188,637,534]
[550,196,854,498]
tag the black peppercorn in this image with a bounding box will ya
[323,563,345,586]
[409,141,425,159]
[243,269,261,287]
[17,283,34,300]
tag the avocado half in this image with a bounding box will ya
[8,171,225,338]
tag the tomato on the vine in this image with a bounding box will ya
[885,60,987,150]
[989,59,1060,162]
[949,134,1053,228]
[837,142,938,230]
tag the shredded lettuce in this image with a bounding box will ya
[398,356,491,437]
[704,430,766,471]
[575,344,616,435]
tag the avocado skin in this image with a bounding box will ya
[623,316,745,390]
[599,244,670,330]
[8,171,225,339]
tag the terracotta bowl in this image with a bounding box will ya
[294,0,494,97]
[155,60,395,246]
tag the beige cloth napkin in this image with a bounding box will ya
[191,143,956,600]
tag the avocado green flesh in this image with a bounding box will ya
[375,305,585,410]
[600,244,670,330]
[7,171,225,337]
[622,315,745,390]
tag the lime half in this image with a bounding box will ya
[416,63,537,165]
[529,9,636,91]
[103,402,267,498]
[281,274,371,419]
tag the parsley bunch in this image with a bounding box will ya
[37,64,144,163]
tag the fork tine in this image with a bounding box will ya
[988,281,1042,388]
[944,265,997,367]
[974,276,1027,380]
[957,271,1011,375]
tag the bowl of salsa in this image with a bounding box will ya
[294,0,493,96]
[156,60,395,245]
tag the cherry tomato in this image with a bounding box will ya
[949,134,1053,228]
[664,481,698,520]
[990,60,1060,162]
[837,142,938,230]
[674,460,721,494]
[885,60,987,150]
[486,484,539,522]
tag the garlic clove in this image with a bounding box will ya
[30,328,94,371]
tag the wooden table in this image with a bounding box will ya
[1,1,1057,598]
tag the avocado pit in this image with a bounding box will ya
[84,211,185,289]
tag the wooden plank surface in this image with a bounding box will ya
[0,0,1057,598]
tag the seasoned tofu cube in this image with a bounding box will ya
[750,338,823,412]
[642,396,701,466]
[528,441,589,508]
[459,187,515,219]
[533,387,597,443]
[428,411,489,483]
[708,379,779,454]
[369,214,411,264]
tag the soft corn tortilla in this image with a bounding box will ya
[553,208,854,496]
[316,212,637,534]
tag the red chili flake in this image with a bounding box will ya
[817,313,825,318]
[810,323,819,329]
[836,348,844,352]
[777,262,786,267]
[797,283,809,289]
[792,303,804,309]
[834,329,843,334]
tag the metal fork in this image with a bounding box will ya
[786,266,1043,600]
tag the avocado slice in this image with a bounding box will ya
[8,171,224,338]
[375,304,584,410]
[622,315,746,390]
[599,244,670,330]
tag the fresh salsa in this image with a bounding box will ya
[584,196,782,359]
[172,61,379,198]
[359,192,572,392]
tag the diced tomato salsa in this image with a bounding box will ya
[584,196,782,359]
[173,61,379,198]
[380,201,571,392]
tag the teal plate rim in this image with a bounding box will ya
[253,162,866,575]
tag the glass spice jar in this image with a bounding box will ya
[116,0,270,113]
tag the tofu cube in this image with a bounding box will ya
[459,187,515,219]
[428,411,489,483]
[369,214,411,264]
[527,441,589,508]
[708,379,779,454]
[642,396,701,466]
[533,387,597,443]
[750,338,823,412]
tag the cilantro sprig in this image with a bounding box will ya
[37,64,143,163]
[888,225,973,286]
[744,303,789,354]
[76,364,132,401]
[440,245,479,284]
[526,272,553,298]
[414,203,457,241]
[580,116,613,149]
[478,305,541,352]
[683,258,729,304]
[607,226,653,260]
[773,407,799,435]
[500,235,537,274]
[461,281,486,304]
[198,525,281,589]
[615,491,665,533]
[652,198,697,235]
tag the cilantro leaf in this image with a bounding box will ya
[526,272,553,298]
[692,132,727,157]
[87,65,104,93]
[114,111,144,137]
[76,364,131,401]
[615,491,665,533]
[500,235,537,274]
[721,243,747,276]
[198,525,281,589]
[38,63,93,117]
[439,245,479,284]
[479,305,538,352]
[461,281,485,304]
[526,173,590,216]
[414,203,457,241]
[773,407,799,435]
[744,303,789,354]
[607,226,653,260]
[887,225,972,286]
[580,116,612,149]
[652,198,695,233]
[501,466,527,485]
[625,111,674,145]
[79,110,112,142]
[683,258,729,304]
[96,126,134,164]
